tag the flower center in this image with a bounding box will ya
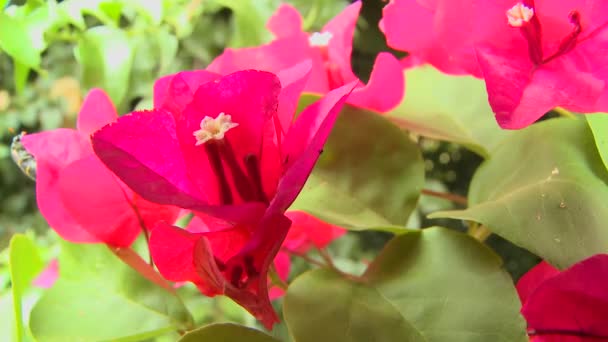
[506,3,535,27]
[193,112,238,146]
[308,31,333,47]
[506,2,583,65]
[194,113,268,205]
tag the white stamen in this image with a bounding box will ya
[309,31,333,47]
[193,112,238,146]
[507,3,535,27]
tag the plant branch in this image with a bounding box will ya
[554,107,577,119]
[421,189,468,206]
[268,265,288,291]
[467,223,492,242]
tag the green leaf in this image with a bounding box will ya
[30,242,193,342]
[0,0,8,10]
[287,0,349,31]
[290,101,425,230]
[129,0,163,24]
[0,13,41,68]
[178,323,279,342]
[214,0,277,47]
[0,295,15,341]
[386,66,511,158]
[587,113,608,172]
[284,228,527,342]
[13,61,30,94]
[284,269,424,342]
[75,26,133,107]
[430,118,608,269]
[9,234,44,342]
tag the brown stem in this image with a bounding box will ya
[268,265,289,291]
[283,248,327,268]
[421,189,468,206]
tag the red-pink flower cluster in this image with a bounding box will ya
[517,255,608,341]
[381,0,608,128]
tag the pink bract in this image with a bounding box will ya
[381,0,608,129]
[516,255,608,341]
[21,89,178,247]
[93,68,354,328]
[207,1,404,113]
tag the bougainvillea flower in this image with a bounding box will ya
[380,0,486,76]
[160,211,345,300]
[93,68,355,328]
[21,89,178,247]
[382,0,608,129]
[516,255,608,341]
[207,1,403,113]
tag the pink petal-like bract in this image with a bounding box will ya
[207,1,403,113]
[517,255,608,340]
[93,68,355,328]
[381,0,608,128]
[22,89,178,247]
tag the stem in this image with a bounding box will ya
[421,189,468,206]
[268,266,288,291]
[283,248,327,268]
[467,223,492,242]
[109,246,175,293]
[554,107,577,119]
[316,247,336,269]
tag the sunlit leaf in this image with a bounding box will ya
[430,118,608,269]
[284,227,527,342]
[9,234,44,342]
[0,13,41,68]
[387,66,511,158]
[587,113,608,172]
[214,0,277,47]
[290,100,424,230]
[30,242,193,341]
[75,26,133,107]
[179,323,279,342]
[129,0,163,24]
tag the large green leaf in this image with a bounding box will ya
[179,323,279,342]
[30,242,193,342]
[9,234,44,342]
[430,118,608,269]
[284,269,424,342]
[386,66,511,158]
[0,13,41,68]
[75,26,133,107]
[289,102,425,230]
[587,114,608,172]
[284,227,526,342]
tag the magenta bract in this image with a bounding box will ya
[208,2,404,113]
[92,68,355,328]
[21,89,178,247]
[517,255,608,340]
[382,0,608,129]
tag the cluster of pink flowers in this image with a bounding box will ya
[24,0,608,332]
[382,0,608,128]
